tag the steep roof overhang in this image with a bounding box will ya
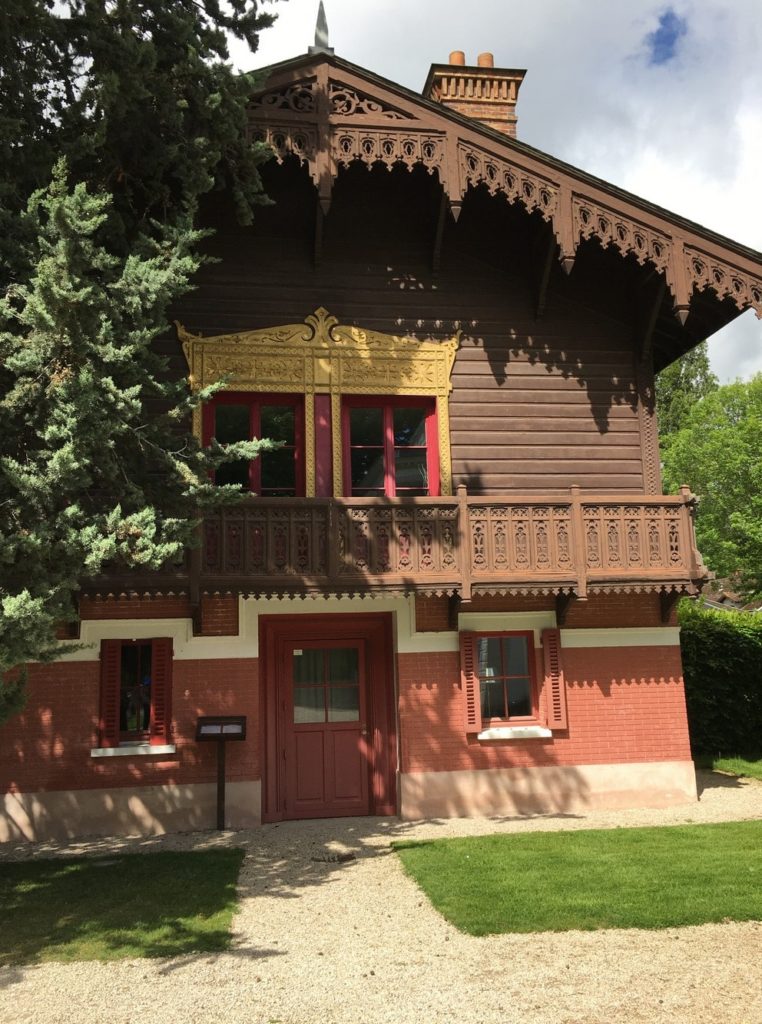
[247,52,762,367]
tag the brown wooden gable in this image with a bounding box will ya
[248,53,762,366]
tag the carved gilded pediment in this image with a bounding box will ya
[178,308,460,497]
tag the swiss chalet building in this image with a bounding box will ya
[4,46,762,841]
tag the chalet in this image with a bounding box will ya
[3,34,762,842]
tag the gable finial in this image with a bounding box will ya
[309,1,334,55]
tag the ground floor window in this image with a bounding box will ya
[99,638,173,747]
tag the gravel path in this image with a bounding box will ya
[2,770,762,1024]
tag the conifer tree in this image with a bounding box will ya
[0,2,280,719]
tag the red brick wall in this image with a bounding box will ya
[398,643,691,773]
[80,595,192,619]
[1,658,259,795]
[198,595,239,636]
[414,593,676,630]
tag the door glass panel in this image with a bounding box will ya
[351,448,385,492]
[293,686,325,724]
[394,450,428,491]
[214,404,251,489]
[261,405,295,444]
[393,407,427,446]
[327,648,359,685]
[350,407,383,446]
[503,636,529,675]
[215,404,249,444]
[293,649,324,685]
[328,685,360,722]
[261,448,296,494]
[508,678,532,717]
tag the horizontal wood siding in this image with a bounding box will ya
[171,161,647,496]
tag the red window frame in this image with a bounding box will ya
[202,392,305,496]
[465,630,540,727]
[342,396,439,497]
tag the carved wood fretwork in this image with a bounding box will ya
[178,308,460,498]
[684,245,762,316]
[333,129,447,180]
[572,196,672,275]
[246,67,762,320]
[458,143,558,221]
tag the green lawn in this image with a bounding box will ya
[0,848,245,966]
[699,754,762,782]
[394,820,762,935]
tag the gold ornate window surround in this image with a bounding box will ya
[178,307,460,497]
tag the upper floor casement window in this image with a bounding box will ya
[343,397,440,498]
[203,393,305,497]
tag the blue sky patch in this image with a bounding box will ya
[646,10,688,65]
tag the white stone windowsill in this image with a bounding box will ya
[477,726,553,741]
[90,744,177,758]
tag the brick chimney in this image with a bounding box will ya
[424,51,526,138]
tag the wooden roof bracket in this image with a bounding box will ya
[667,236,692,326]
[555,184,576,275]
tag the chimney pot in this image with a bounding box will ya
[449,50,466,66]
[477,52,494,68]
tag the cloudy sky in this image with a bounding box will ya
[230,0,762,382]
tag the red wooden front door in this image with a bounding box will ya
[282,639,370,819]
[261,613,397,823]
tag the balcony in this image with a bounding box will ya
[185,485,708,614]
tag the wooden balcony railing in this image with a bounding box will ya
[193,484,708,602]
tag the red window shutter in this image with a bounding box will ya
[99,639,121,748]
[150,638,173,745]
[542,628,568,730]
[460,631,482,734]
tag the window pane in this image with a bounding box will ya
[350,407,383,446]
[120,643,152,735]
[328,685,360,722]
[215,460,250,489]
[293,686,325,724]
[393,407,427,446]
[476,637,502,678]
[351,448,385,491]
[327,648,359,685]
[293,649,324,685]
[508,678,532,717]
[261,448,296,492]
[261,405,295,445]
[480,679,505,719]
[215,404,249,444]
[394,449,428,491]
[503,636,529,676]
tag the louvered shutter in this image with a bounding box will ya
[150,638,173,745]
[542,628,568,730]
[99,639,121,748]
[460,631,482,734]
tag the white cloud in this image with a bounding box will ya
[233,0,762,381]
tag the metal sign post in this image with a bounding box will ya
[195,716,247,830]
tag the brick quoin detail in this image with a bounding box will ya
[0,658,259,796]
[198,595,239,636]
[397,645,691,774]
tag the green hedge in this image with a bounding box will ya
[679,600,762,757]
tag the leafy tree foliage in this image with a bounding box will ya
[655,341,718,441]
[679,600,762,756]
[662,376,762,598]
[0,1,279,716]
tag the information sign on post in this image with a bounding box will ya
[195,716,247,830]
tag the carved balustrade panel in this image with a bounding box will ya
[582,503,687,573]
[335,503,460,577]
[468,503,575,577]
[203,505,328,578]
